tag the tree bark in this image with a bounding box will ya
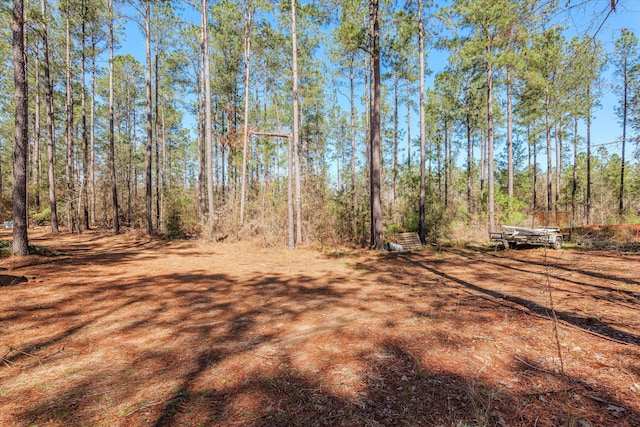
[349,56,356,239]
[572,116,578,222]
[240,3,253,225]
[145,0,153,234]
[81,12,90,230]
[65,9,76,233]
[291,0,302,246]
[33,43,41,211]
[619,54,627,217]
[393,70,398,214]
[155,53,161,231]
[109,0,120,234]
[197,47,205,220]
[586,89,591,224]
[203,0,215,239]
[42,0,58,234]
[369,0,383,250]
[555,121,561,214]
[418,0,426,244]
[487,61,495,232]
[545,98,552,213]
[90,38,97,226]
[507,66,513,200]
[12,0,29,256]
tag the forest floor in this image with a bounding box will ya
[0,227,639,427]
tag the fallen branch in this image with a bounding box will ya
[0,345,64,368]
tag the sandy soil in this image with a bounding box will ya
[0,228,639,426]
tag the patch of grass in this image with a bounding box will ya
[0,389,10,396]
[118,404,133,417]
[52,408,72,421]
[0,240,11,256]
[29,244,65,256]
[0,240,65,257]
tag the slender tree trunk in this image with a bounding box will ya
[437,123,442,193]
[619,59,627,218]
[545,99,552,213]
[555,121,561,214]
[572,116,578,222]
[203,0,215,238]
[349,56,356,238]
[144,0,153,234]
[487,61,496,232]
[466,110,472,217]
[33,45,41,211]
[291,0,302,245]
[393,70,398,214]
[240,3,252,225]
[586,92,591,224]
[369,0,383,250]
[81,14,90,230]
[418,0,426,244]
[407,79,411,171]
[507,66,513,200]
[42,0,58,234]
[197,54,205,220]
[65,10,76,233]
[90,40,97,226]
[155,53,161,231]
[109,0,120,234]
[444,120,449,208]
[12,0,29,255]
[532,125,537,212]
[161,106,167,215]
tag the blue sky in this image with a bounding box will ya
[115,0,640,168]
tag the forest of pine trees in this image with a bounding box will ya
[1,0,639,252]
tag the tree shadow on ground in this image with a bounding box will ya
[3,239,640,426]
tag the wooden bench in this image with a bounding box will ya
[394,232,423,251]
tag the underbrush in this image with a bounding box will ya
[573,224,640,251]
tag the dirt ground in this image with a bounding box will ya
[1,228,639,427]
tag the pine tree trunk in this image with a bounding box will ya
[407,79,411,171]
[197,58,205,220]
[291,0,302,246]
[369,0,383,250]
[466,98,472,216]
[145,0,153,234]
[90,43,96,226]
[42,0,58,234]
[418,0,426,244]
[81,17,90,230]
[240,4,252,225]
[109,0,120,234]
[572,116,578,223]
[619,59,627,217]
[155,54,161,231]
[555,121,561,214]
[393,71,398,214]
[487,62,495,232]
[33,45,41,211]
[203,0,215,239]
[349,57,356,239]
[65,11,76,233]
[12,0,29,256]
[545,99,552,213]
[507,66,513,200]
[586,94,591,224]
